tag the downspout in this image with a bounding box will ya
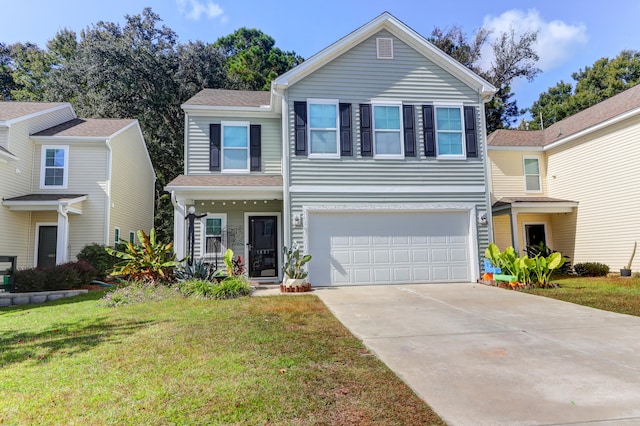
[104,139,113,245]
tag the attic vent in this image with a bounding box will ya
[376,38,393,59]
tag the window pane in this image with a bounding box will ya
[223,126,248,147]
[526,175,541,191]
[374,106,400,130]
[437,132,463,155]
[375,131,402,155]
[524,158,540,174]
[310,130,337,154]
[224,148,248,169]
[45,168,64,186]
[205,236,222,253]
[436,108,462,131]
[206,218,222,235]
[309,104,336,128]
[45,149,65,167]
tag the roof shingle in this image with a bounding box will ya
[33,118,135,138]
[0,102,67,122]
[182,89,271,108]
[166,175,283,188]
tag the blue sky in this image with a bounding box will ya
[2,0,638,121]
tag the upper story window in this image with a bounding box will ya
[40,145,68,189]
[202,214,227,258]
[373,103,403,158]
[435,106,464,158]
[221,121,249,172]
[308,99,339,158]
[524,156,542,192]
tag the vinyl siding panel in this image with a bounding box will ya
[546,116,640,269]
[489,150,547,200]
[0,128,7,149]
[0,106,76,268]
[185,114,281,175]
[492,214,512,251]
[109,124,155,247]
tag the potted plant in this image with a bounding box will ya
[281,242,312,293]
[620,241,636,277]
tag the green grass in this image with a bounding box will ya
[0,290,444,425]
[524,276,640,316]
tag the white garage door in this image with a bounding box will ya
[307,211,471,286]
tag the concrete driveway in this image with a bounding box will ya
[314,283,640,425]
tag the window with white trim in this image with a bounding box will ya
[524,157,542,192]
[373,103,403,158]
[114,228,120,247]
[308,99,339,158]
[435,106,464,157]
[221,121,249,172]
[40,145,69,188]
[202,214,227,258]
[129,231,135,244]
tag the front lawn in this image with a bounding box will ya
[524,276,640,316]
[0,290,444,425]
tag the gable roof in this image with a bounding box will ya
[0,102,70,124]
[488,84,640,149]
[183,89,271,108]
[32,118,136,138]
[272,12,496,100]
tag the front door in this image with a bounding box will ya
[525,224,546,248]
[248,216,277,278]
[37,225,58,268]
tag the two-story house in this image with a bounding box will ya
[166,12,497,285]
[0,102,156,269]
[488,83,640,271]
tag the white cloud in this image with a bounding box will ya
[479,9,588,72]
[176,0,225,21]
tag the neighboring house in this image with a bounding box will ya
[166,12,497,285]
[488,83,640,270]
[0,102,156,269]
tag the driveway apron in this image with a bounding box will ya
[314,283,640,425]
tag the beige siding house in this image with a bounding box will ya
[0,102,155,268]
[488,83,640,272]
[166,12,497,286]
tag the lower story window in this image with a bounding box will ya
[202,214,227,258]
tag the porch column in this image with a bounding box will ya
[172,193,186,260]
[510,210,519,253]
[56,206,69,264]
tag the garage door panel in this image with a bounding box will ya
[308,211,471,285]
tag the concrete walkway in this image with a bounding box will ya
[313,283,640,426]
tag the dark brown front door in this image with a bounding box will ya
[37,226,57,268]
[248,216,277,278]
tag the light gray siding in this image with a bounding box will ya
[185,114,281,175]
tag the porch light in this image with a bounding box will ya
[293,214,302,227]
[477,212,487,225]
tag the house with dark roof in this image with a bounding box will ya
[165,12,497,286]
[0,102,155,269]
[487,83,640,271]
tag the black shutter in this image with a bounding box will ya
[339,103,352,156]
[250,124,261,171]
[464,106,478,158]
[209,123,221,171]
[422,105,436,157]
[294,101,307,155]
[359,104,372,157]
[403,105,416,157]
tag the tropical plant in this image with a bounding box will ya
[175,258,216,281]
[282,242,312,280]
[625,241,637,270]
[105,228,181,284]
[484,243,565,288]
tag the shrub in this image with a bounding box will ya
[212,276,251,299]
[175,259,216,281]
[573,262,610,277]
[77,243,119,279]
[13,261,96,292]
[177,279,216,298]
[101,281,177,307]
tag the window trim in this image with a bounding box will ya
[114,228,120,247]
[129,231,135,244]
[523,156,543,193]
[40,145,69,189]
[372,101,404,159]
[434,104,466,159]
[221,121,250,173]
[307,98,340,159]
[201,213,227,258]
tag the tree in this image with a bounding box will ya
[429,26,540,131]
[214,28,303,90]
[526,50,640,129]
[0,43,15,100]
